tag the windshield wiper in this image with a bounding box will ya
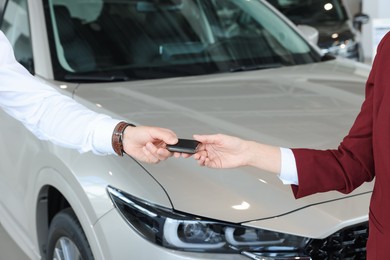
[64,74,129,82]
[229,63,282,72]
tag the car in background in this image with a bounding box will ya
[0,0,372,259]
[267,0,369,62]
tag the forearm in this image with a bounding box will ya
[29,93,121,155]
[0,75,121,154]
[0,37,120,155]
[245,141,282,174]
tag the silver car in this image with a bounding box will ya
[0,0,372,259]
[266,0,369,62]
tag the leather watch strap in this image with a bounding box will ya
[112,121,135,156]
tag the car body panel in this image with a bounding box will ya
[72,59,373,224]
[246,191,371,239]
[0,114,174,259]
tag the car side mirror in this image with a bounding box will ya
[353,13,369,30]
[297,24,319,45]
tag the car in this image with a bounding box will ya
[266,0,369,62]
[0,0,373,259]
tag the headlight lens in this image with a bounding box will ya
[322,38,359,60]
[107,186,309,255]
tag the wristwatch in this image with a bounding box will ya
[112,121,135,156]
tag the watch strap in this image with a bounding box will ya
[112,121,135,156]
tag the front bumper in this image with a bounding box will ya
[93,190,371,260]
[93,208,248,260]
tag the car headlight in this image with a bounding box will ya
[107,186,310,257]
[322,39,359,59]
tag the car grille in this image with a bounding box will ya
[305,222,368,260]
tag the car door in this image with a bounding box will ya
[0,0,38,242]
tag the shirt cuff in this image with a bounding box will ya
[278,147,299,185]
[92,117,122,155]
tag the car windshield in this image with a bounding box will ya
[44,0,322,82]
[271,0,348,25]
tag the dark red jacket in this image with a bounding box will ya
[292,32,390,259]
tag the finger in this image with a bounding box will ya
[145,142,159,154]
[193,134,221,145]
[173,152,181,158]
[203,158,214,168]
[181,153,193,158]
[143,144,160,163]
[197,156,206,166]
[156,148,172,160]
[193,150,207,159]
[193,153,201,160]
[151,128,178,145]
[194,142,206,152]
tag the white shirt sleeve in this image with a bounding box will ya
[0,31,120,155]
[279,147,299,185]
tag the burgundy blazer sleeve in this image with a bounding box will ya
[290,33,390,199]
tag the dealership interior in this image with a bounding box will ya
[318,0,390,64]
[2,0,390,259]
[352,0,390,63]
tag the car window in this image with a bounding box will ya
[0,0,6,18]
[271,0,348,25]
[43,0,322,81]
[1,0,34,74]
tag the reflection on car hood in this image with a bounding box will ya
[74,60,373,223]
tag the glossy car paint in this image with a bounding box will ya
[0,0,373,259]
[72,59,372,221]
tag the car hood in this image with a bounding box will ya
[73,60,373,224]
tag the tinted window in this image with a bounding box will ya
[44,0,321,81]
[0,0,6,17]
[1,0,34,73]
